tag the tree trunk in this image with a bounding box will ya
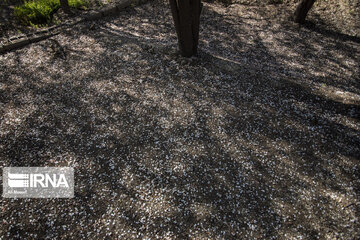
[169,0,202,57]
[60,0,71,14]
[294,0,316,24]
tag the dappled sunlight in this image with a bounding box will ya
[0,103,37,136]
[312,82,360,105]
[88,80,121,94]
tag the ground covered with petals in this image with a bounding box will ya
[0,1,359,239]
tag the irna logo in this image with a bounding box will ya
[3,167,74,198]
[7,173,69,188]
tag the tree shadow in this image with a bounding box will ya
[302,20,360,44]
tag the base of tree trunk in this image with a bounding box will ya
[60,0,72,15]
[169,0,202,57]
[294,0,316,24]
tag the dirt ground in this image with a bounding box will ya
[0,0,359,239]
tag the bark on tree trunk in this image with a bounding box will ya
[60,0,71,14]
[294,0,316,24]
[169,0,202,57]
